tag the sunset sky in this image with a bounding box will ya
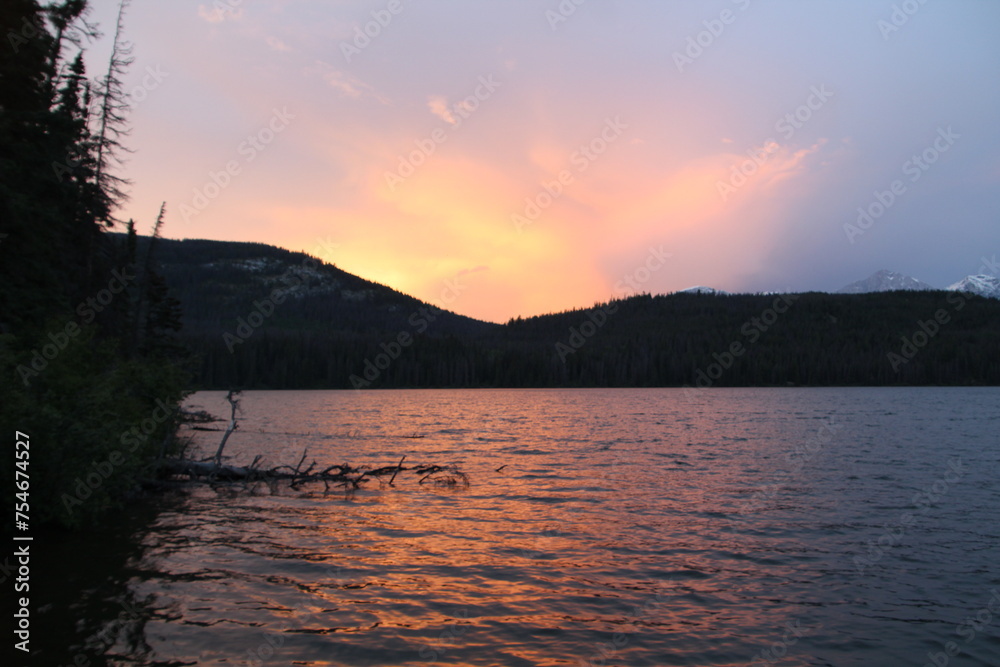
[84,0,1000,322]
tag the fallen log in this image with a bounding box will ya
[161,459,260,481]
[168,393,467,490]
[157,456,467,489]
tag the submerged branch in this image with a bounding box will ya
[158,456,467,490]
[167,393,467,491]
[212,390,241,466]
[389,455,406,485]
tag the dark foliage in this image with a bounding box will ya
[0,1,189,528]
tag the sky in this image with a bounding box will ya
[81,0,1000,323]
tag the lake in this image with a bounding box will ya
[37,388,1000,666]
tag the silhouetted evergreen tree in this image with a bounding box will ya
[0,0,189,528]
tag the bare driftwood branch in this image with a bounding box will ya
[213,390,241,466]
[159,456,467,490]
[389,455,406,485]
[167,395,466,490]
[417,465,444,484]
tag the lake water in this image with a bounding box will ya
[37,388,1000,666]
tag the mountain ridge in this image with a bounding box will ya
[135,234,1000,389]
[138,235,496,336]
[693,269,1000,301]
[836,269,934,294]
[947,274,1000,299]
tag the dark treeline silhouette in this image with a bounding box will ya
[1,1,189,527]
[145,237,1000,389]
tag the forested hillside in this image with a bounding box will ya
[149,237,1000,389]
[142,236,492,338]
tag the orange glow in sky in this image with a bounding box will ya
[87,0,1000,322]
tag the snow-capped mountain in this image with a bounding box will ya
[677,286,729,295]
[947,274,1000,299]
[836,270,934,294]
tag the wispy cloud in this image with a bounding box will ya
[427,96,457,125]
[759,139,830,190]
[265,35,291,52]
[197,4,242,23]
[313,61,385,102]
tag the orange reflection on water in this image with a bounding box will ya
[111,387,996,666]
